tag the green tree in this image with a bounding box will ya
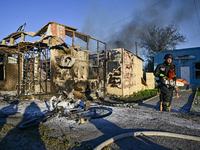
[139,23,187,71]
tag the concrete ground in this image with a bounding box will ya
[0,89,200,149]
[104,89,199,149]
[91,89,200,150]
[136,89,195,113]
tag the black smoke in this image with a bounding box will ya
[81,0,200,56]
[106,0,198,55]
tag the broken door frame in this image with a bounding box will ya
[17,42,51,95]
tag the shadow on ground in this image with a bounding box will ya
[72,118,171,150]
[0,102,46,150]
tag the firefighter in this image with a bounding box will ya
[154,54,179,112]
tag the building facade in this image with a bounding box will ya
[107,48,155,96]
[0,22,155,98]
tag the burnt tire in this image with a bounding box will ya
[41,112,57,123]
[18,117,41,129]
[19,112,56,129]
[79,107,112,119]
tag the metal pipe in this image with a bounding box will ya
[39,44,42,94]
[26,47,28,93]
[33,47,35,94]
[72,31,75,48]
[97,41,100,90]
[18,44,21,95]
[45,48,47,93]
[135,42,138,56]
[103,43,107,99]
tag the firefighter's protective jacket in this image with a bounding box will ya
[154,61,177,111]
[154,61,176,81]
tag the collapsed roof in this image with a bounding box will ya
[0,22,105,54]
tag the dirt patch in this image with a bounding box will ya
[0,123,81,150]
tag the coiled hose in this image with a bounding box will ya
[94,131,200,150]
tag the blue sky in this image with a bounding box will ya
[0,0,200,58]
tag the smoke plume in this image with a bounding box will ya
[106,0,198,55]
[82,0,200,56]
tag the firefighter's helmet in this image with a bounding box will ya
[164,54,173,60]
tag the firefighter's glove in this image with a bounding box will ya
[160,74,166,79]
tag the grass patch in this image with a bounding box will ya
[119,89,157,103]
[0,124,14,135]
[196,90,200,97]
[0,122,76,149]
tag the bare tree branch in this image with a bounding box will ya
[139,23,187,71]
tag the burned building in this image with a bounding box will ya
[106,48,155,96]
[0,22,106,98]
[0,47,20,91]
[0,22,155,98]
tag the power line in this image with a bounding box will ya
[92,0,166,32]
[194,0,200,27]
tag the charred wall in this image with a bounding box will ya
[50,47,101,94]
[0,53,22,91]
[123,50,135,89]
[0,22,106,97]
[106,48,144,96]
[107,49,122,89]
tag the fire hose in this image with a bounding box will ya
[93,131,200,150]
